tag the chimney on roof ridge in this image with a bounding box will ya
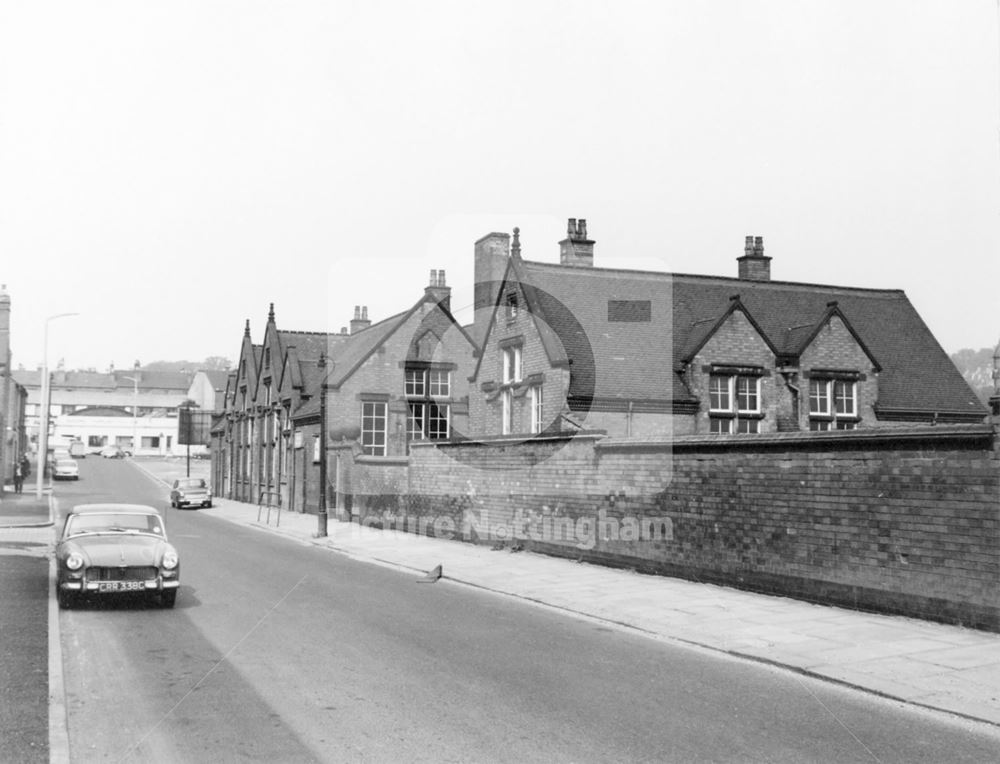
[559,217,594,267]
[474,231,511,315]
[737,234,771,281]
[425,268,451,311]
[350,305,371,334]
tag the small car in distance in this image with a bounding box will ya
[69,441,87,458]
[55,504,180,609]
[170,478,212,509]
[99,445,127,459]
[52,458,79,480]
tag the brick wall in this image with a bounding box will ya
[403,423,1000,630]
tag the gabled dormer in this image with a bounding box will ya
[683,296,780,434]
[794,302,880,431]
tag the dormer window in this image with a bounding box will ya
[809,378,858,430]
[708,370,763,433]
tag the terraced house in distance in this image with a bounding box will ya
[469,220,987,438]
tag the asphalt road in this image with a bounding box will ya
[53,458,1000,763]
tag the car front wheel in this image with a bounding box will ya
[57,588,74,610]
[160,590,177,608]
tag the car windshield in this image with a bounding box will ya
[65,513,165,538]
[177,479,206,489]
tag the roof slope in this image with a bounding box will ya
[516,260,984,415]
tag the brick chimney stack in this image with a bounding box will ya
[559,218,594,267]
[424,268,452,311]
[737,235,771,281]
[350,305,371,334]
[473,232,511,314]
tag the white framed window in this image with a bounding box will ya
[709,417,732,434]
[809,378,858,430]
[502,346,522,384]
[808,379,830,415]
[736,376,759,413]
[428,369,450,397]
[709,373,761,433]
[529,386,544,434]
[405,369,426,397]
[834,380,856,416]
[361,401,387,456]
[501,389,514,435]
[405,368,450,398]
[407,402,450,441]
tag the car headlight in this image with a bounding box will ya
[162,551,179,570]
[66,553,84,571]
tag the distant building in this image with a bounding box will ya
[13,364,228,457]
[0,285,29,489]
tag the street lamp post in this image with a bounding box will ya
[121,373,140,456]
[316,353,328,538]
[36,312,79,499]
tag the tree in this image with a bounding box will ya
[202,356,233,371]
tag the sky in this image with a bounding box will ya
[1,1,998,373]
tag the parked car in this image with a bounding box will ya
[100,445,127,459]
[55,504,179,609]
[69,441,87,458]
[170,478,212,509]
[52,458,79,480]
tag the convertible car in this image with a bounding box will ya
[55,504,180,609]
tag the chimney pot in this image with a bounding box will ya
[737,235,772,281]
[559,217,595,266]
[353,306,360,320]
[429,269,437,286]
[438,269,446,286]
[362,306,368,320]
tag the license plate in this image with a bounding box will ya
[98,581,145,593]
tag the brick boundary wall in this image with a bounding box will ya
[395,423,1000,631]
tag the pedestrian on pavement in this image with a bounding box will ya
[20,454,30,479]
[13,462,23,493]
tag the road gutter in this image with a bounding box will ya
[47,493,70,763]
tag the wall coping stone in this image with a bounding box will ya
[596,423,996,452]
[410,430,609,449]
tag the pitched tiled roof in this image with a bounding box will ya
[515,260,985,416]
[13,369,196,391]
[290,295,477,421]
[198,370,231,390]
